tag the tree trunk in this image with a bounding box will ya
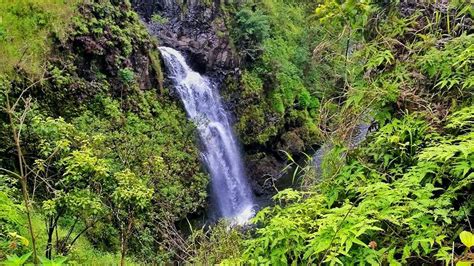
[120,230,127,266]
[120,217,134,266]
[45,217,54,259]
[6,95,38,264]
[46,214,61,259]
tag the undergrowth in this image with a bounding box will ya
[212,1,474,265]
[0,0,77,76]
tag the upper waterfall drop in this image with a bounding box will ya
[158,47,255,224]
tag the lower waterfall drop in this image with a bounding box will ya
[158,47,255,225]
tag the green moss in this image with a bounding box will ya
[0,0,78,76]
[241,70,263,99]
[34,0,165,116]
[270,93,285,114]
[150,14,168,24]
[236,104,280,145]
[149,50,164,93]
[228,1,324,149]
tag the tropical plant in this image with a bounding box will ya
[3,252,32,266]
[38,255,68,266]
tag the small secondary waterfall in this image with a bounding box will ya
[159,47,254,224]
[313,122,373,177]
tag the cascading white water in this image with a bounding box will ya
[158,47,254,225]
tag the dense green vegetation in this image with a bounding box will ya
[0,0,206,264]
[227,0,321,148]
[218,0,473,265]
[234,110,473,264]
[0,0,473,265]
[0,0,77,76]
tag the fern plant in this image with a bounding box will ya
[418,34,474,96]
[240,107,473,265]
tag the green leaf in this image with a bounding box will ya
[460,231,474,248]
[39,256,68,266]
[5,252,32,266]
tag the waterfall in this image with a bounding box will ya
[313,121,373,178]
[158,47,255,225]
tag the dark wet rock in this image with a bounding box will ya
[245,153,284,197]
[132,0,239,74]
[278,131,305,155]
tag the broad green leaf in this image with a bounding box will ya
[459,231,474,248]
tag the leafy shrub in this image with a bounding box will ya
[189,221,244,265]
[38,255,68,266]
[445,106,474,133]
[0,191,27,259]
[240,109,474,265]
[3,252,32,266]
[418,34,474,95]
[364,116,430,170]
[234,7,270,51]
[315,0,373,30]
[118,68,135,84]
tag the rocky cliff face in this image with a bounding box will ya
[133,0,239,74]
[38,1,165,116]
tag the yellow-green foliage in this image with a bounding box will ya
[418,34,474,94]
[225,1,474,265]
[242,110,474,265]
[2,209,141,265]
[0,0,77,76]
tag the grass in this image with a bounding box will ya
[0,0,77,77]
